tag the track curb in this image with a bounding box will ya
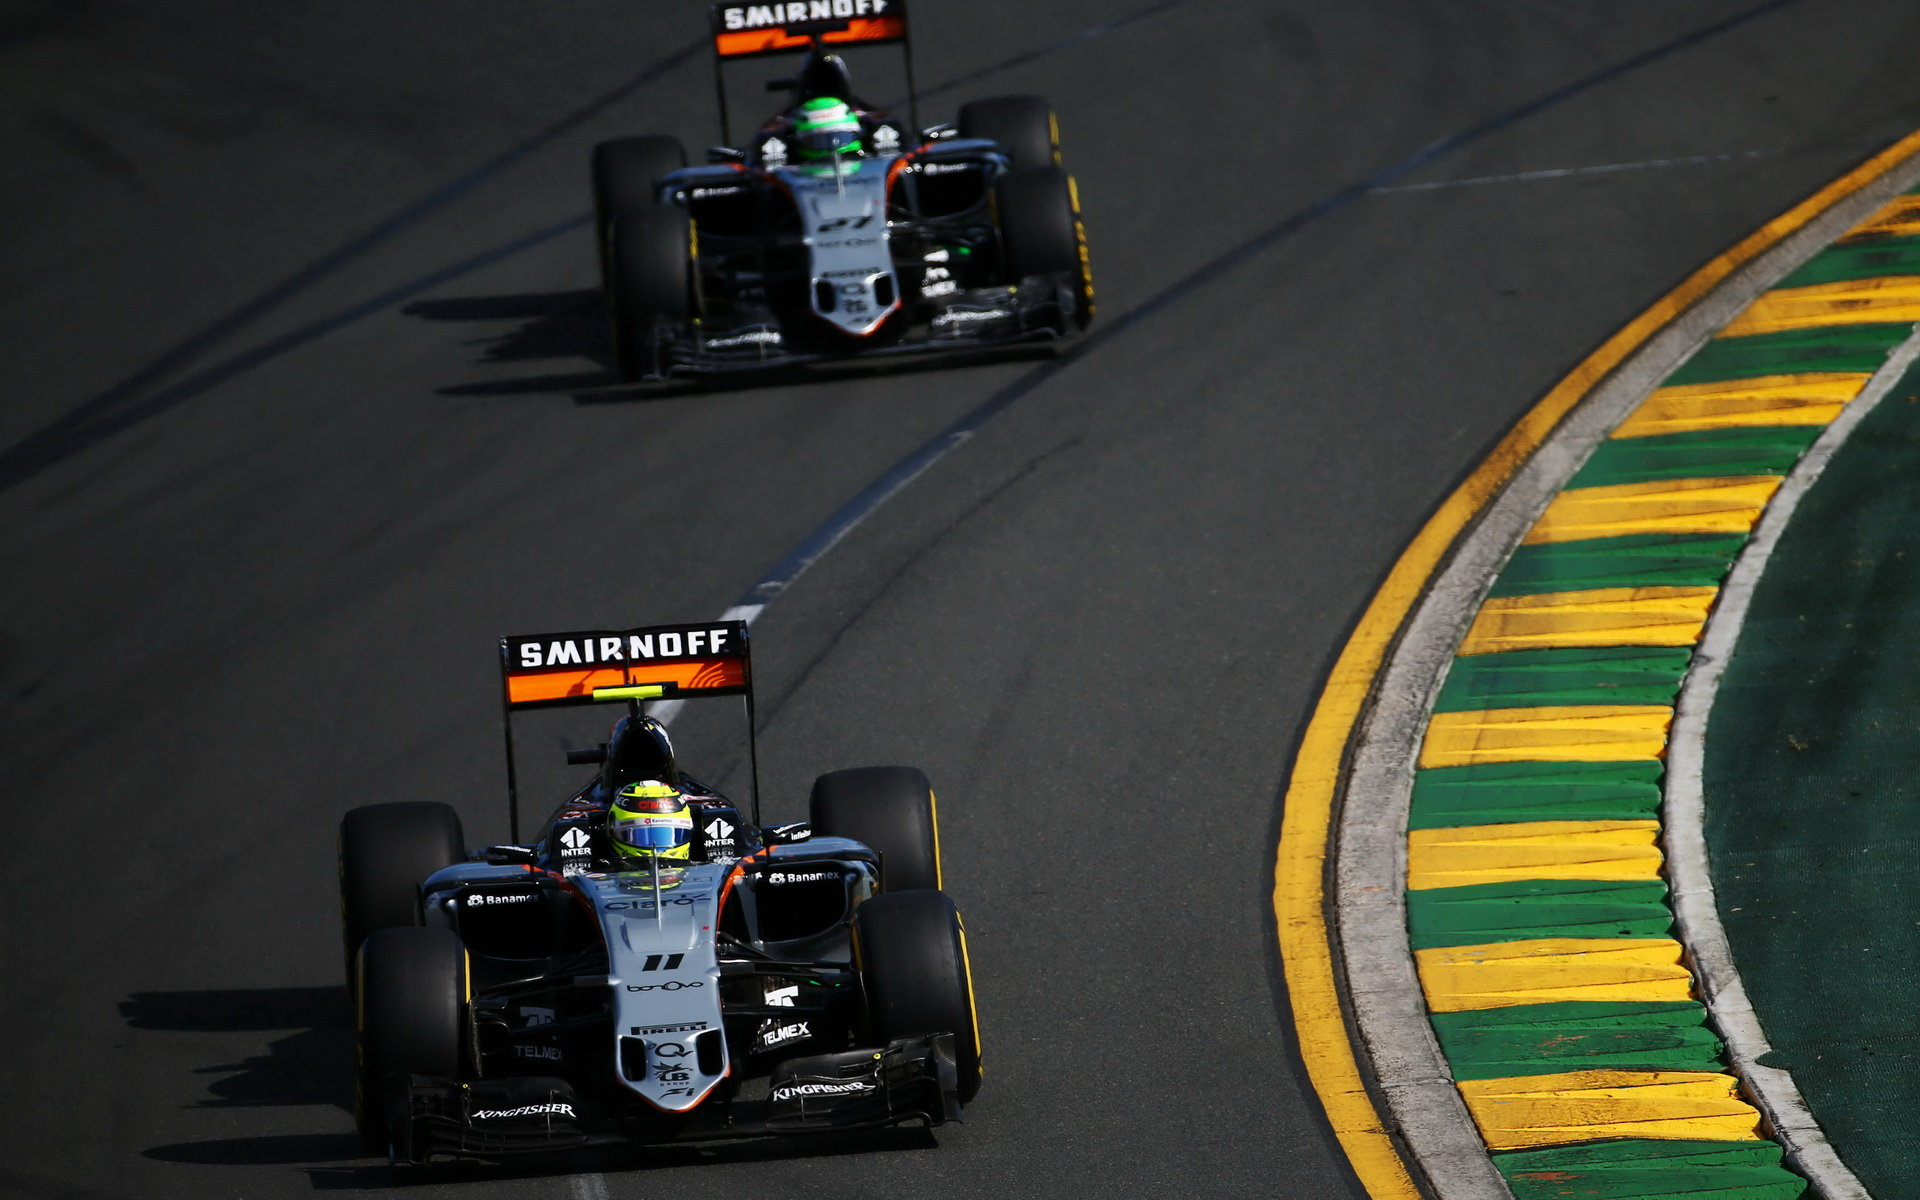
[1278,127,1920,1200]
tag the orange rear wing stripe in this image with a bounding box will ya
[710,0,907,58]
[500,621,750,708]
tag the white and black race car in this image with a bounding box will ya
[592,0,1094,379]
[338,619,979,1163]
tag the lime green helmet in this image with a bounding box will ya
[609,780,694,863]
[793,97,863,160]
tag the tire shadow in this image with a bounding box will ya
[121,986,353,1112]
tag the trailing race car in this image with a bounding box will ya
[337,619,979,1163]
[592,0,1094,379]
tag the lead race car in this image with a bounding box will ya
[337,620,980,1163]
[593,0,1095,379]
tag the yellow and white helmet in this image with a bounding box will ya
[609,780,694,863]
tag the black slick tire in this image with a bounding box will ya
[339,801,464,984]
[607,207,696,380]
[993,165,1095,330]
[810,766,941,893]
[592,135,687,288]
[354,926,468,1146]
[854,889,982,1103]
[958,95,1058,168]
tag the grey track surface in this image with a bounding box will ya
[4,2,1919,1197]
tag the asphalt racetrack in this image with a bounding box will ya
[5,2,1920,1196]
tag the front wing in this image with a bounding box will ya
[645,280,1082,379]
[387,1034,960,1164]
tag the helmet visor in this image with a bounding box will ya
[797,124,861,157]
[611,810,692,852]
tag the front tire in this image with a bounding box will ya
[958,95,1058,168]
[810,766,941,893]
[354,926,468,1146]
[339,802,464,984]
[993,166,1094,330]
[607,207,696,380]
[592,135,687,288]
[855,889,981,1103]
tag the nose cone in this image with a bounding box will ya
[793,161,901,336]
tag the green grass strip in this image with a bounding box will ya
[1568,426,1823,490]
[1434,646,1692,713]
[1407,879,1674,950]
[1410,760,1663,829]
[1489,534,1747,598]
[1431,1000,1719,1080]
[1496,1138,1805,1199]
[1666,323,1910,386]
[1778,233,1920,288]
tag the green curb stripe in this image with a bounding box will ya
[1666,323,1912,386]
[1431,1000,1720,1080]
[1495,1139,1805,1200]
[1433,646,1693,713]
[1777,233,1920,287]
[1391,165,1920,1189]
[1567,427,1824,490]
[1408,760,1664,829]
[1488,534,1749,598]
[1407,878,1673,949]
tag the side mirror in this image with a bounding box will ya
[708,146,748,164]
[566,745,608,766]
[481,844,540,865]
[766,77,797,93]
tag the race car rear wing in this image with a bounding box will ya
[707,0,917,144]
[497,620,758,839]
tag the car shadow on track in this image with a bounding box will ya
[403,288,1058,402]
[122,985,353,1111]
[299,1127,940,1190]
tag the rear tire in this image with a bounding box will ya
[993,166,1094,330]
[592,135,687,287]
[855,889,981,1103]
[607,207,696,380]
[810,766,941,893]
[339,802,464,983]
[354,926,468,1145]
[958,95,1058,168]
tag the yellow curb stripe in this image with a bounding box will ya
[1407,819,1663,889]
[1611,372,1872,437]
[1416,937,1695,1013]
[1273,127,1920,1198]
[1721,273,1920,338]
[1419,705,1672,768]
[1522,475,1784,545]
[1458,586,1718,654]
[1839,191,1920,241]
[1457,1069,1766,1150]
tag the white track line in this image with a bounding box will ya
[1664,327,1920,1200]
[1367,149,1780,194]
[570,1171,612,1200]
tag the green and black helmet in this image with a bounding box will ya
[793,97,864,159]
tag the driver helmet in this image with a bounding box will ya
[609,780,694,864]
[792,97,864,160]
